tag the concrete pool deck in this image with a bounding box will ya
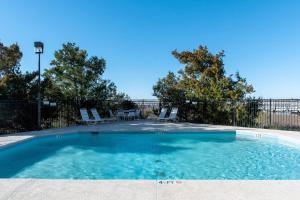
[1,179,300,200]
[1,120,300,200]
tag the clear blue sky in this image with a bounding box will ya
[1,0,300,99]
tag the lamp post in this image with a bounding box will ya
[34,41,44,130]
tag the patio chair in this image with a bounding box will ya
[90,108,104,122]
[160,107,178,122]
[117,110,126,120]
[109,110,114,118]
[168,107,178,121]
[157,107,168,120]
[77,108,99,124]
[108,109,117,121]
[135,109,141,119]
[127,110,136,120]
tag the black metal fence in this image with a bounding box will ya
[179,99,300,130]
[0,99,300,134]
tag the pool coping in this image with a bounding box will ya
[1,120,300,200]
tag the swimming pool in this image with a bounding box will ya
[1,131,300,180]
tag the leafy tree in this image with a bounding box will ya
[0,42,39,131]
[171,46,254,101]
[0,42,38,99]
[153,72,184,104]
[120,100,137,110]
[0,72,38,99]
[42,43,128,128]
[0,42,22,77]
[153,46,256,123]
[44,43,123,100]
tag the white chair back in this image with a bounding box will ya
[91,108,102,121]
[169,107,178,120]
[128,111,136,117]
[109,110,114,117]
[135,110,141,118]
[117,110,125,117]
[80,108,90,121]
[158,108,167,119]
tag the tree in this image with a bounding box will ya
[0,42,39,131]
[0,42,22,77]
[154,46,254,102]
[153,71,186,106]
[44,43,121,100]
[0,42,38,99]
[153,46,256,123]
[0,71,38,99]
[171,46,254,101]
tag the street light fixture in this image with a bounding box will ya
[34,41,44,129]
[34,42,44,53]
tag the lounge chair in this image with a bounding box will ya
[168,107,178,121]
[77,108,100,124]
[109,110,114,118]
[135,110,141,119]
[127,110,136,120]
[117,110,126,120]
[90,108,104,122]
[108,110,117,121]
[157,107,168,120]
[161,107,178,122]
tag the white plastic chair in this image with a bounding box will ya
[158,108,167,120]
[109,110,114,118]
[107,110,117,121]
[77,108,99,124]
[90,108,103,122]
[126,110,136,120]
[117,110,126,120]
[167,107,178,121]
[135,110,141,119]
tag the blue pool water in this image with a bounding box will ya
[1,132,300,179]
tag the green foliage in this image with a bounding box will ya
[44,42,123,100]
[41,43,129,128]
[171,46,254,101]
[0,42,38,99]
[153,45,257,123]
[120,100,137,110]
[0,42,22,76]
[0,42,39,131]
[0,72,38,99]
[153,72,186,106]
[0,41,128,132]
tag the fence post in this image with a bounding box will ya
[59,102,62,128]
[142,99,145,118]
[269,98,272,128]
[233,102,236,126]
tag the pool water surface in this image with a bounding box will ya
[1,132,300,179]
